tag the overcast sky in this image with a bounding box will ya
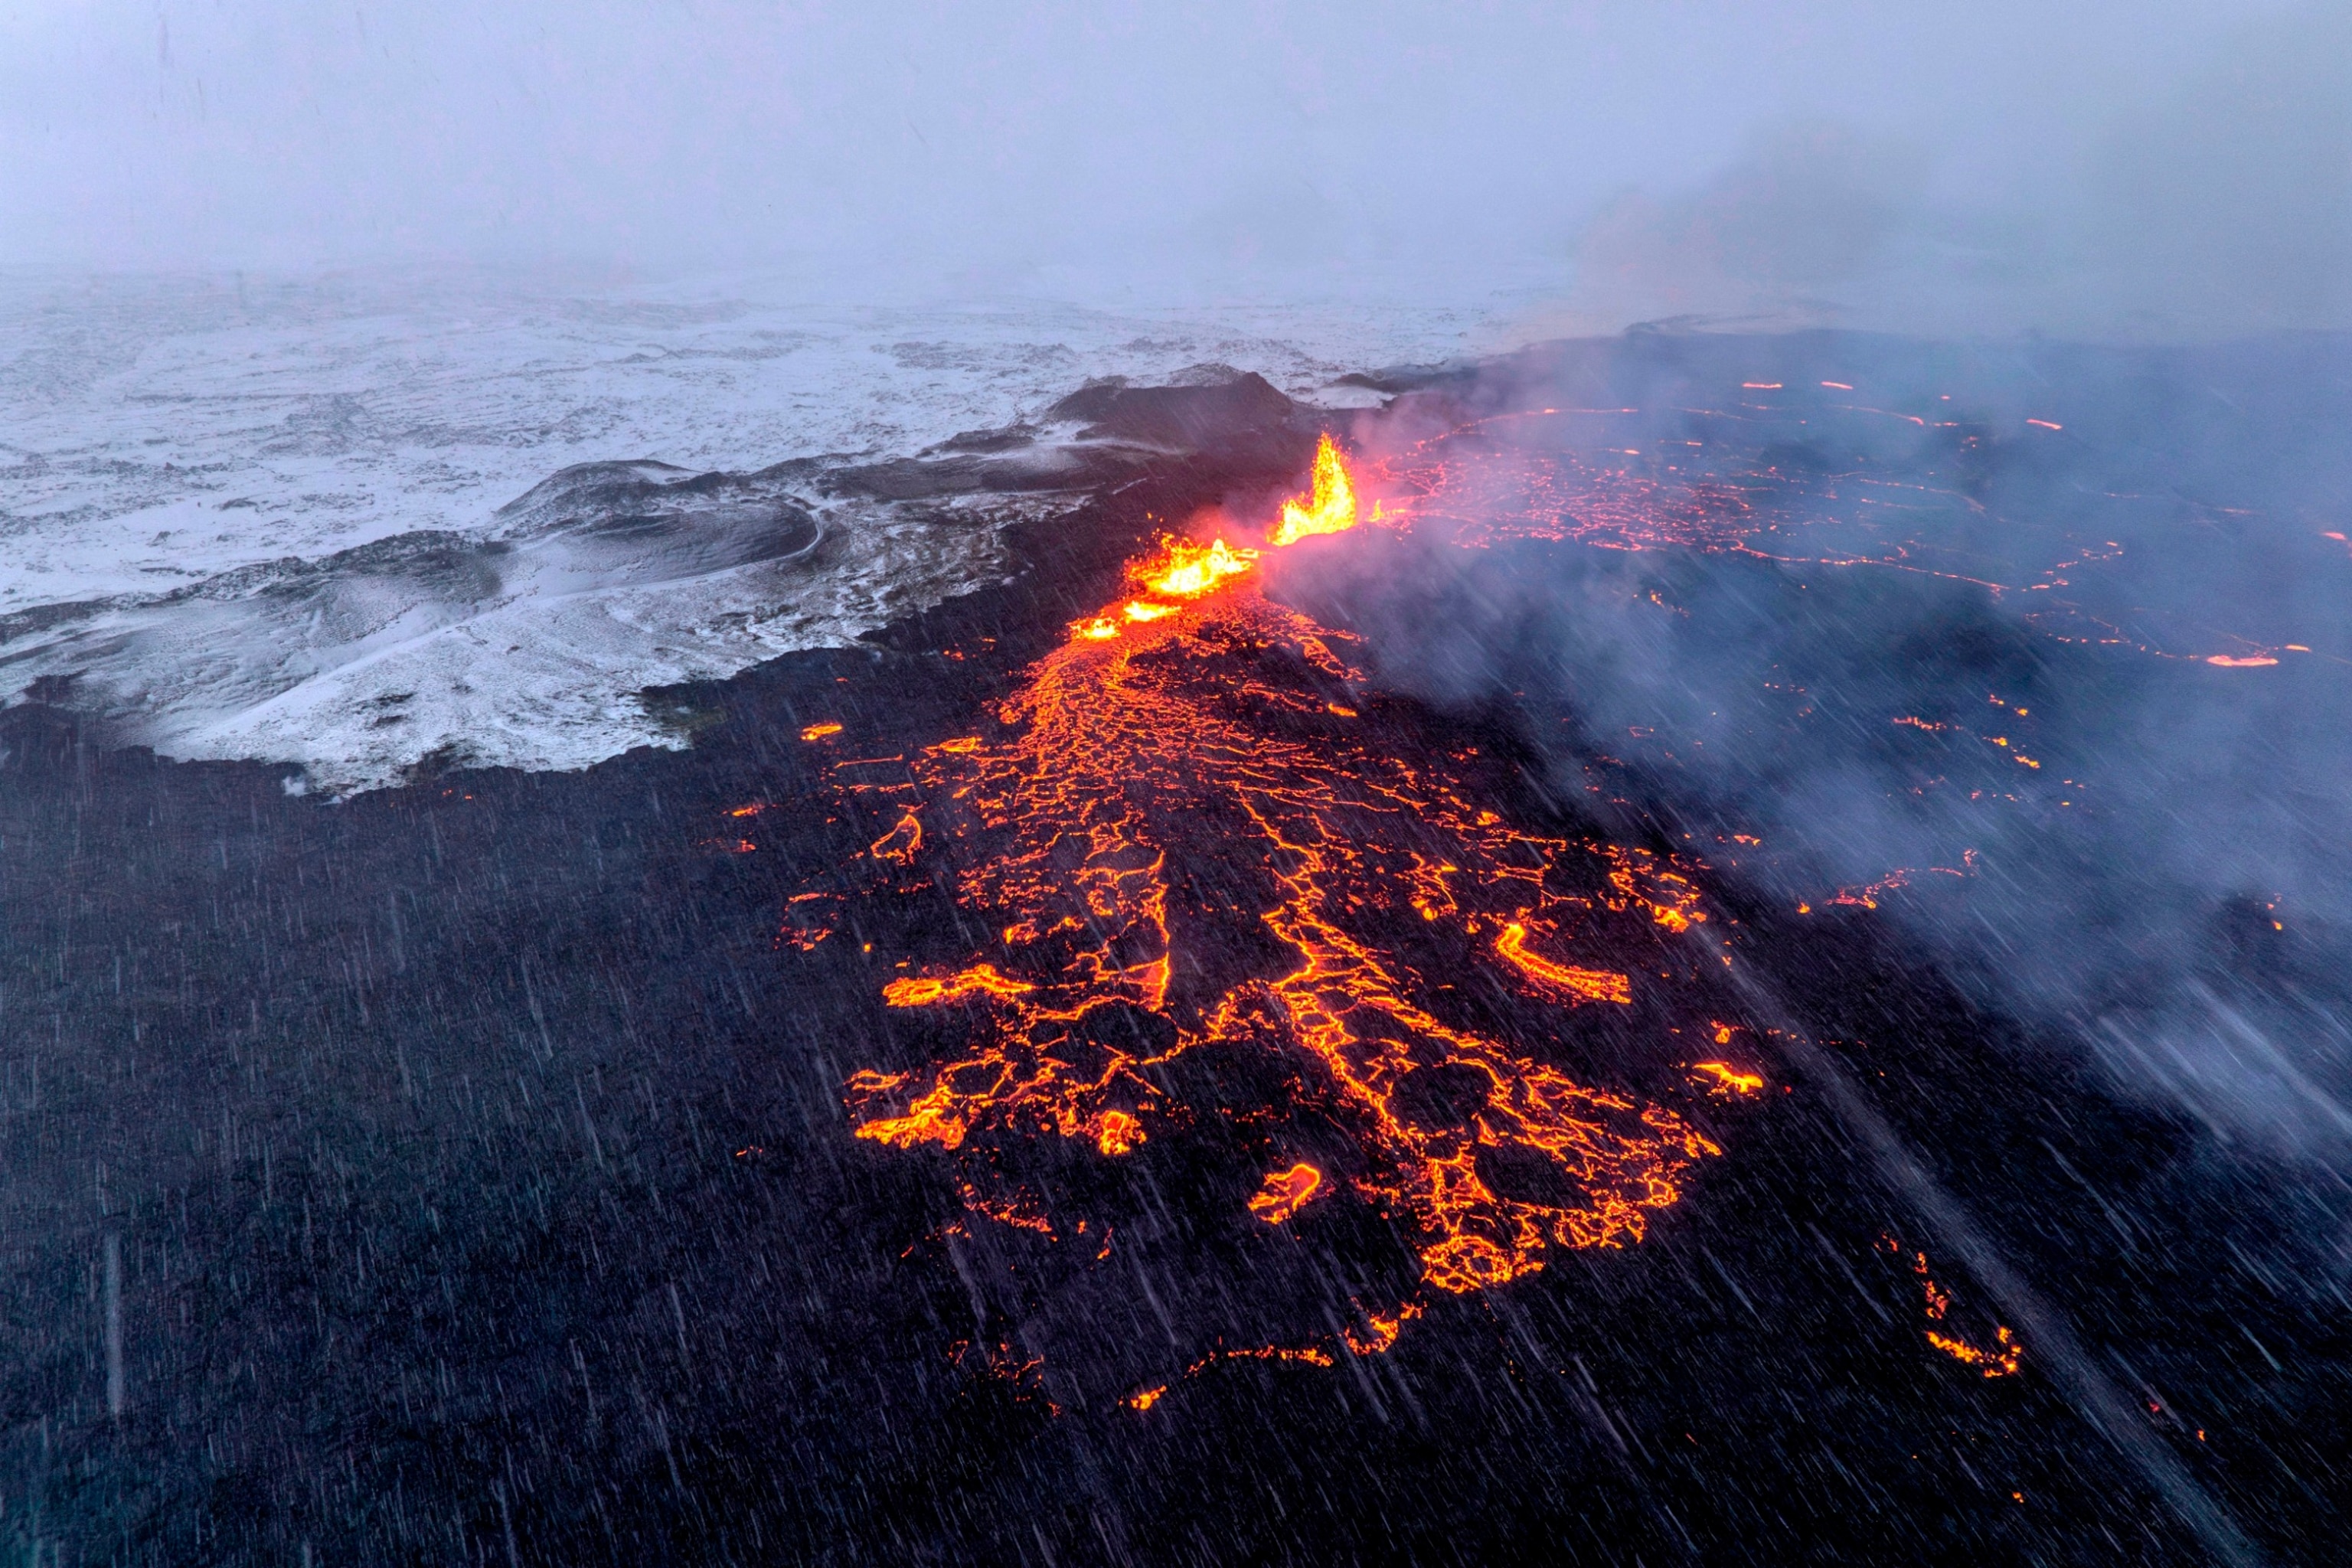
[3,2,2344,332]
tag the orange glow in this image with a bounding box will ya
[1093,1108,1145,1156]
[1691,1062,1762,1096]
[1929,1325,2022,1377]
[1125,1385,1168,1411]
[827,462,1734,1362]
[1247,1163,1325,1223]
[957,1181,1056,1236]
[1142,535,1258,598]
[2205,655,2278,668]
[1342,1301,1423,1355]
[1886,1236,2023,1377]
[869,810,923,864]
[1188,1341,1336,1373]
[837,573,1721,1301]
[779,891,837,952]
[882,963,1037,1008]
[1494,923,1633,1005]
[800,721,844,741]
[1821,852,1976,912]
[1269,434,1361,547]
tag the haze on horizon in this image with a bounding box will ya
[4,1,2347,338]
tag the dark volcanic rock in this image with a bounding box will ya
[2,344,2346,1568]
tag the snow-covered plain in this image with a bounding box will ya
[0,269,1523,793]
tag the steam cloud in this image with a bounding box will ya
[1287,328,2352,1158]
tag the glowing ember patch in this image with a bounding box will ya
[2025,418,2063,430]
[959,1181,1055,1236]
[1494,923,1633,1004]
[1342,1302,1423,1355]
[1269,433,1361,547]
[1887,1237,2023,1377]
[869,811,923,864]
[1820,381,1854,390]
[1929,1325,2022,1377]
[780,891,837,951]
[1142,537,1258,598]
[882,964,1037,1007]
[1073,616,1122,641]
[1189,1342,1335,1372]
[1092,1109,1144,1156]
[1691,1062,1763,1096]
[1125,1385,1167,1411]
[1123,599,1176,622]
[800,721,844,741]
[1247,1163,1324,1223]
[2205,655,2278,668]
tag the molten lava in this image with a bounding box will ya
[1269,433,1360,546]
[1247,1163,1325,1223]
[1883,1235,2022,1378]
[828,435,1735,1369]
[1143,536,1260,598]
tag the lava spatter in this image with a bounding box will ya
[829,436,1734,1360]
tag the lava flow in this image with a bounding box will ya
[834,434,1732,1356]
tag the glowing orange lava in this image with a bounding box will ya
[1927,1325,2022,1377]
[1269,434,1360,547]
[1884,1236,2022,1378]
[801,721,844,741]
[1247,1163,1325,1223]
[831,436,1730,1362]
[1144,535,1261,598]
[1690,1062,1763,1096]
[1494,921,1634,1004]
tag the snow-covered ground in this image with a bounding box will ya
[0,267,1537,793]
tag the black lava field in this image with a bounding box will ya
[6,332,2350,1566]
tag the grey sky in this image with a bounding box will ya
[3,2,2341,332]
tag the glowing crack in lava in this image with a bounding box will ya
[1248,1162,1325,1223]
[838,436,1726,1341]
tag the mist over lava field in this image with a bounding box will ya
[3,325,2349,1566]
